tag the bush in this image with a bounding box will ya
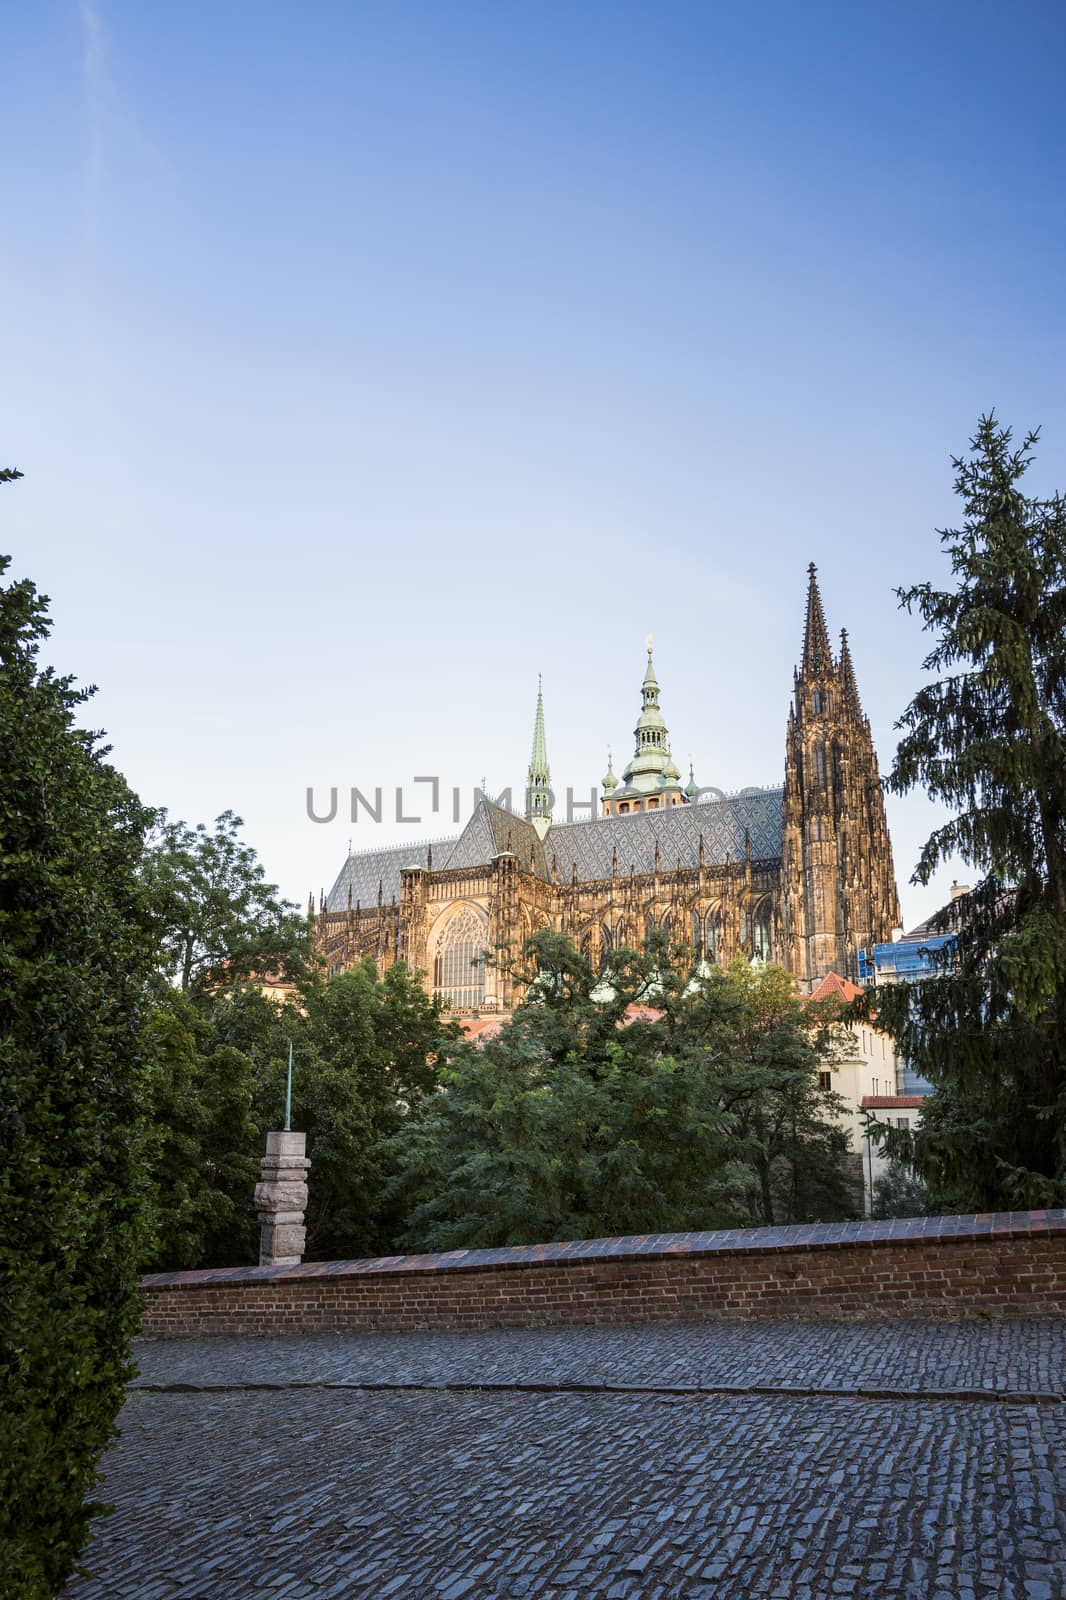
[0,553,155,1598]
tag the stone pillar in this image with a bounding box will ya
[254,1130,310,1267]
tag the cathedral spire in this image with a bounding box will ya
[839,628,863,717]
[801,562,833,676]
[525,675,552,839]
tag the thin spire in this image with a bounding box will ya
[525,676,552,835]
[643,633,658,689]
[801,562,833,676]
[839,627,863,716]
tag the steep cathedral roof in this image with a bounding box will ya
[546,788,783,879]
[326,836,443,911]
[444,799,548,876]
[326,787,783,909]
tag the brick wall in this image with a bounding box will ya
[139,1211,1066,1339]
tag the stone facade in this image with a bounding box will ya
[314,567,900,1006]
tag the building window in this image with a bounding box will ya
[432,906,487,1011]
[812,689,825,715]
[818,1070,832,1091]
[753,899,772,961]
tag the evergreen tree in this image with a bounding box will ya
[0,525,155,1596]
[865,416,1066,1208]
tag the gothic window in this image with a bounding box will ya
[644,913,657,951]
[691,908,703,956]
[812,689,825,715]
[432,906,486,1011]
[812,743,827,787]
[580,928,595,966]
[753,899,772,961]
[704,909,720,961]
[832,742,845,815]
[599,924,613,970]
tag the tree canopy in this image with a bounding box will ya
[140,809,312,992]
[392,930,854,1251]
[862,416,1066,1208]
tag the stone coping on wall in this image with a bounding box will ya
[141,1209,1066,1291]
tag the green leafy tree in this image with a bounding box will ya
[139,961,454,1269]
[393,932,852,1252]
[707,960,855,1226]
[0,533,155,1597]
[863,416,1066,1208]
[141,809,312,991]
[140,993,260,1270]
[295,962,455,1259]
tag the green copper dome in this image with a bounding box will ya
[608,642,690,806]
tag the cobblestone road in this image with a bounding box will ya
[65,1323,1066,1600]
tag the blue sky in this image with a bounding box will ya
[3,1,1064,927]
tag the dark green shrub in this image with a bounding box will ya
[0,550,155,1598]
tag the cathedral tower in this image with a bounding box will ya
[525,677,553,839]
[782,565,901,989]
[602,641,688,815]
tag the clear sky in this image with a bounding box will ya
[3,1,1064,929]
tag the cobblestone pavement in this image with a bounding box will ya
[65,1324,1066,1600]
[131,1319,1066,1398]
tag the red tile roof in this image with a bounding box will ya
[459,1017,506,1041]
[623,1002,666,1024]
[809,971,865,1003]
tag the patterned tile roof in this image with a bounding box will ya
[441,800,548,878]
[544,789,783,882]
[326,790,782,907]
[327,836,454,911]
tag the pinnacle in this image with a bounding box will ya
[839,627,863,715]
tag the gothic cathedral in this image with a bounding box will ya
[314,566,901,1010]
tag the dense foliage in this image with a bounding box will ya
[861,417,1066,1209]
[0,538,155,1598]
[142,962,457,1269]
[392,931,854,1250]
